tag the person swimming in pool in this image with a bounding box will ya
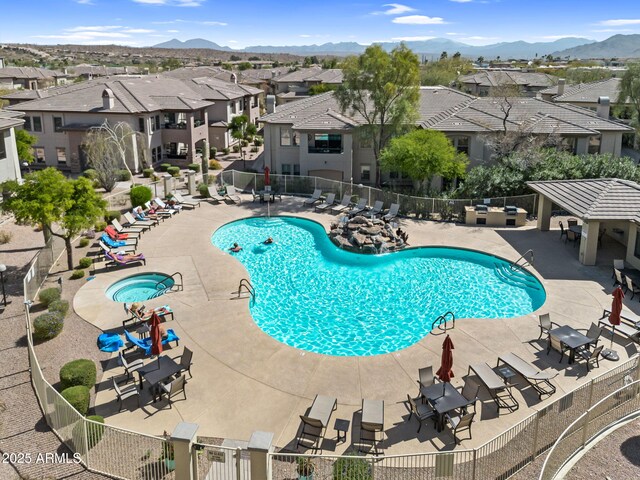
[264,237,274,244]
[230,242,242,252]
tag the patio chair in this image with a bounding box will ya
[155,197,181,214]
[124,329,179,356]
[359,399,384,455]
[123,212,154,231]
[206,186,227,204]
[99,239,137,257]
[576,345,604,372]
[417,366,436,394]
[458,378,480,414]
[547,335,570,363]
[145,201,173,219]
[224,186,242,204]
[382,203,400,221]
[468,363,519,412]
[118,351,144,379]
[159,374,187,408]
[101,234,137,250]
[445,411,475,444]
[172,192,200,209]
[537,313,559,340]
[406,394,435,432]
[625,276,640,300]
[112,219,144,236]
[612,259,625,278]
[251,188,260,202]
[347,198,368,217]
[112,377,140,412]
[175,346,194,378]
[565,229,578,247]
[314,193,336,213]
[303,189,323,205]
[577,323,603,349]
[498,353,557,399]
[331,194,353,214]
[613,268,625,288]
[558,221,567,241]
[368,200,384,217]
[104,251,146,269]
[296,394,337,452]
[105,225,138,243]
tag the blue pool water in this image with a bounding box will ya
[106,273,175,303]
[211,217,546,356]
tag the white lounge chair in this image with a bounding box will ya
[314,193,336,212]
[112,219,143,237]
[382,203,400,221]
[172,192,200,209]
[331,194,352,214]
[123,212,154,230]
[155,197,180,213]
[497,353,557,399]
[206,186,226,203]
[304,189,323,205]
[225,186,242,204]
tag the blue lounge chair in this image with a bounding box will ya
[124,329,180,356]
[101,234,127,248]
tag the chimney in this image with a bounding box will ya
[230,73,238,84]
[102,88,114,110]
[557,78,565,96]
[597,96,610,119]
[266,95,276,114]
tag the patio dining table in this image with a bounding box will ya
[421,382,470,432]
[569,225,582,236]
[549,325,592,364]
[137,356,182,401]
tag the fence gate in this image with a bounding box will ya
[196,442,251,480]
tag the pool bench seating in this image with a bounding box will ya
[599,309,640,344]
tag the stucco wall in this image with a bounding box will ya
[0,128,21,183]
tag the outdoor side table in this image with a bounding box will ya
[497,366,517,385]
[334,418,350,443]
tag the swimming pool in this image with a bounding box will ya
[212,217,546,356]
[105,273,175,303]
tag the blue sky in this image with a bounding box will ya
[1,0,639,48]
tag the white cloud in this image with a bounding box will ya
[591,28,633,32]
[167,29,180,33]
[33,32,131,41]
[392,15,446,25]
[446,32,465,36]
[132,0,204,6]
[299,34,312,38]
[122,28,155,33]
[75,0,95,4]
[391,35,436,41]
[382,3,415,15]
[151,18,226,26]
[597,19,640,26]
[227,40,238,43]
[66,25,123,31]
[201,21,227,26]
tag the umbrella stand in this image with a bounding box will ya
[601,326,620,361]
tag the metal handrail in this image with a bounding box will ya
[431,311,455,332]
[154,271,184,291]
[238,278,255,300]
[510,249,534,270]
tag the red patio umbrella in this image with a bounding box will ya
[604,287,624,358]
[264,166,270,186]
[149,312,163,358]
[436,335,454,393]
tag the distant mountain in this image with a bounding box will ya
[152,38,232,51]
[553,34,640,59]
[152,37,594,59]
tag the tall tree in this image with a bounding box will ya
[84,127,121,192]
[619,62,640,148]
[88,121,138,185]
[1,168,106,270]
[335,43,420,186]
[15,129,37,163]
[380,129,468,193]
[228,115,257,169]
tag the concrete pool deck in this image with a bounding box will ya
[78,195,639,454]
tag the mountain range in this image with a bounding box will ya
[152,35,640,59]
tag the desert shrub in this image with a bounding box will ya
[210,147,217,158]
[33,312,64,341]
[197,183,210,197]
[78,238,90,248]
[71,269,86,280]
[60,386,90,416]
[187,163,200,173]
[130,185,152,207]
[241,140,249,148]
[94,221,107,232]
[253,137,263,147]
[167,166,180,177]
[104,210,121,223]
[333,456,372,480]
[39,287,60,307]
[117,169,131,181]
[60,359,96,390]
[82,169,98,180]
[48,299,69,318]
[251,146,259,153]
[0,231,12,244]
[222,147,230,155]
[232,145,240,153]
[209,159,222,170]
[143,168,154,178]
[78,257,92,269]
[160,163,172,172]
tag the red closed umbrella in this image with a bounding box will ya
[264,166,270,186]
[149,312,163,357]
[436,335,454,393]
[603,287,625,359]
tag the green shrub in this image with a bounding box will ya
[251,146,259,153]
[104,210,121,223]
[39,287,61,307]
[117,169,132,182]
[79,238,90,248]
[72,415,104,450]
[160,163,172,172]
[241,140,249,148]
[60,359,96,390]
[48,299,69,318]
[60,386,90,416]
[130,185,153,207]
[33,312,64,341]
[94,221,107,232]
[0,230,12,244]
[167,166,180,177]
[143,168,154,178]
[333,456,372,480]
[82,169,98,180]
[78,257,92,269]
[222,147,230,155]
[209,159,222,170]
[253,137,263,147]
[187,163,201,173]
[232,145,240,153]
[210,147,217,158]
[71,269,86,280]
[197,183,210,197]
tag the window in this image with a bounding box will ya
[56,147,67,164]
[280,128,291,146]
[53,116,63,132]
[635,229,640,259]
[32,116,42,132]
[23,117,32,131]
[138,117,145,133]
[308,133,342,153]
[34,147,45,163]
[230,101,237,114]
[360,165,371,181]
[293,164,300,175]
[588,135,601,154]
[155,115,161,131]
[281,163,291,175]
[0,138,5,160]
[452,136,469,155]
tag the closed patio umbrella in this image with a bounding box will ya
[264,166,270,186]
[436,335,454,393]
[150,312,163,358]
[603,286,624,361]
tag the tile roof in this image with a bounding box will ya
[273,67,343,84]
[70,65,140,76]
[163,65,289,85]
[292,109,358,130]
[184,76,262,100]
[539,78,624,104]
[458,71,557,89]
[527,179,640,221]
[0,67,66,79]
[0,110,24,130]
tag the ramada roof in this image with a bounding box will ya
[539,78,624,104]
[0,110,24,130]
[260,87,632,135]
[527,179,640,222]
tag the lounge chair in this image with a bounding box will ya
[124,329,179,356]
[347,198,368,217]
[105,225,137,242]
[406,394,435,432]
[101,233,137,249]
[331,194,352,214]
[314,193,336,213]
[497,353,557,399]
[112,219,144,236]
[172,192,200,209]
[468,362,519,412]
[382,203,400,221]
[99,239,137,255]
[155,197,181,213]
[304,189,323,205]
[123,212,154,231]
[297,394,337,452]
[206,186,227,203]
[104,251,146,269]
[359,399,384,455]
[368,200,384,217]
[224,186,242,204]
[145,201,173,219]
[598,309,640,344]
[122,304,174,328]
